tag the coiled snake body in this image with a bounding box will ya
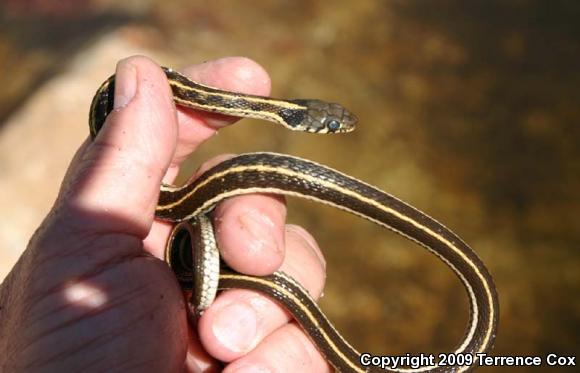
[89,66,498,372]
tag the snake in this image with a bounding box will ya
[89,66,498,372]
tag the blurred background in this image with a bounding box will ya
[0,0,578,371]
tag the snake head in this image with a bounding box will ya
[289,99,358,133]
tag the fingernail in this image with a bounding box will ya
[287,225,326,269]
[114,59,137,109]
[239,210,282,254]
[212,302,258,353]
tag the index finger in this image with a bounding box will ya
[144,57,274,257]
[165,57,272,182]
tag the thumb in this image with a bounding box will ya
[60,56,178,239]
[0,57,190,372]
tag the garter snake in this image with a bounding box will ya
[89,66,499,372]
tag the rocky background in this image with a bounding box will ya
[0,1,578,371]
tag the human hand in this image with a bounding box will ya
[0,56,330,372]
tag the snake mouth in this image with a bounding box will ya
[337,110,358,133]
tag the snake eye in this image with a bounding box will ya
[325,119,341,132]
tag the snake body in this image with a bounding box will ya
[89,66,498,372]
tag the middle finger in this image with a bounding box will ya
[198,225,327,362]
